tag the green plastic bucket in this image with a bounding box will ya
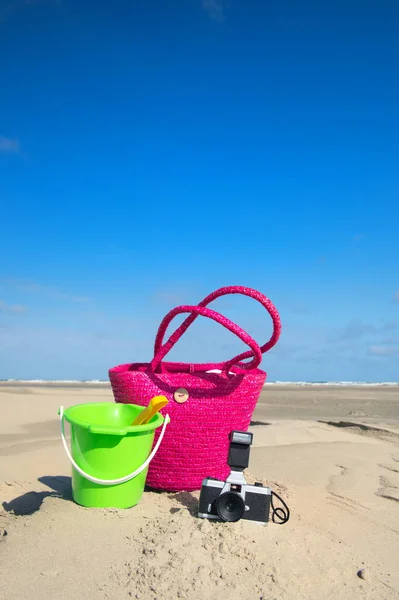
[59,402,169,509]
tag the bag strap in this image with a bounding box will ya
[153,286,281,369]
[150,305,263,373]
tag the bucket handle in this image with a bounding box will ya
[59,406,170,486]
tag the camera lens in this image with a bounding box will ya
[214,492,245,523]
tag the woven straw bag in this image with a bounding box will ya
[108,286,281,492]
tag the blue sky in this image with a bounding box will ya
[0,0,398,381]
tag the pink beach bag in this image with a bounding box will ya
[108,286,281,491]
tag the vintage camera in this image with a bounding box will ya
[198,430,271,525]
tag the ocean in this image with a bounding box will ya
[0,379,398,386]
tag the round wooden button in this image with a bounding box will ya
[173,388,189,404]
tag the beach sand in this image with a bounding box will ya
[0,382,398,599]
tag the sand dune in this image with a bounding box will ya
[0,384,398,599]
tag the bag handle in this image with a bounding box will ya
[154,286,281,369]
[150,305,263,373]
[59,406,170,486]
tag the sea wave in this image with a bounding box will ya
[0,379,109,384]
[0,379,397,386]
[265,381,399,386]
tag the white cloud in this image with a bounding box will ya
[0,0,61,22]
[153,291,187,305]
[336,319,376,340]
[369,345,399,356]
[334,319,399,343]
[24,0,62,5]
[0,136,20,153]
[0,300,27,313]
[289,303,312,315]
[0,278,89,303]
[202,0,225,21]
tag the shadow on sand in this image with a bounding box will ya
[2,476,72,516]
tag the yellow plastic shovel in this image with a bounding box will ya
[131,395,169,426]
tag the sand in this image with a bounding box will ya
[0,382,398,599]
